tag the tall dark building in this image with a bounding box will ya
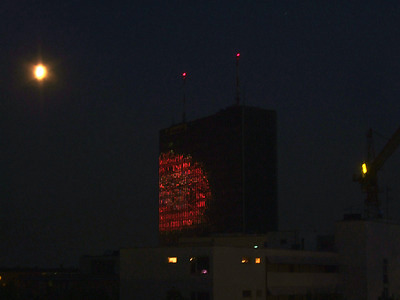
[159,105,277,241]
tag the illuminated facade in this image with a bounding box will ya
[159,105,277,240]
[159,151,211,232]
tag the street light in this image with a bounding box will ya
[34,64,47,81]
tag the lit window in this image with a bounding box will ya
[168,257,177,263]
[241,257,249,264]
[255,257,261,264]
[362,162,368,176]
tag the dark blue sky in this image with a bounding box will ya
[1,1,400,267]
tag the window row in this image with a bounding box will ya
[266,263,337,273]
[241,257,262,264]
[167,256,210,275]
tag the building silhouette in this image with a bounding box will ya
[158,105,277,242]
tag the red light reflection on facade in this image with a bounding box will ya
[159,151,211,232]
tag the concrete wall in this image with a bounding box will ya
[336,220,400,300]
[120,247,212,299]
[213,247,265,299]
[265,249,338,296]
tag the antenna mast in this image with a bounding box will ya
[236,53,241,105]
[182,72,187,122]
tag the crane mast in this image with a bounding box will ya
[355,126,400,219]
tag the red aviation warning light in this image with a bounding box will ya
[236,53,240,58]
[182,72,187,78]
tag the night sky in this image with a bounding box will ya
[1,1,399,267]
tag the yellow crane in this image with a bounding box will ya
[355,126,400,219]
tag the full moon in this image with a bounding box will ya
[34,64,47,80]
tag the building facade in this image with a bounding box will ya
[121,220,400,299]
[335,219,400,300]
[159,105,277,241]
[120,236,339,300]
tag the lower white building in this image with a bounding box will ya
[120,219,400,300]
[120,236,339,299]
